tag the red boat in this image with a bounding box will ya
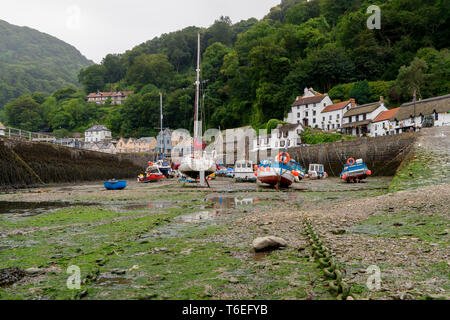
[138,163,166,183]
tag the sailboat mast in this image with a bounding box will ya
[194,32,201,141]
[160,92,164,160]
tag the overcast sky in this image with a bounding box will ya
[1,0,280,63]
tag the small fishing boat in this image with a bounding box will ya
[308,164,328,180]
[234,160,257,183]
[340,158,372,183]
[138,162,166,183]
[104,179,127,190]
[255,152,297,188]
[288,160,306,183]
[224,167,234,178]
[156,160,172,178]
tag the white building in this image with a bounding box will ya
[87,91,134,105]
[390,94,450,134]
[369,108,400,137]
[320,99,355,132]
[342,97,388,136]
[84,125,112,143]
[252,124,303,152]
[284,88,333,128]
[157,128,173,155]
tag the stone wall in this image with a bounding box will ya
[0,137,148,189]
[255,133,418,177]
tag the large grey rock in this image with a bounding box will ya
[252,236,288,252]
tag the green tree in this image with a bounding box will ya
[126,54,174,90]
[349,80,371,105]
[4,96,43,131]
[396,57,428,99]
[78,65,107,93]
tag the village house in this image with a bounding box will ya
[342,97,388,136]
[271,123,304,149]
[389,94,450,134]
[157,129,173,155]
[87,91,134,105]
[320,99,355,132]
[83,141,117,154]
[370,108,400,137]
[84,125,112,143]
[171,132,193,162]
[284,88,333,127]
[116,137,157,153]
[252,133,272,152]
[252,123,304,152]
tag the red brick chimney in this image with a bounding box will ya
[350,98,356,108]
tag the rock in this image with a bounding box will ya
[393,222,403,227]
[252,236,288,252]
[25,267,42,275]
[331,229,346,235]
[228,277,239,284]
[346,296,354,300]
[111,269,126,275]
[405,282,414,290]
[0,267,26,287]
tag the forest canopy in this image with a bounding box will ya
[1,0,449,138]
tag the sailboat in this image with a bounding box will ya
[156,92,172,178]
[178,33,216,180]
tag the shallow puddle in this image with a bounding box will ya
[96,275,132,286]
[207,197,258,209]
[0,201,96,216]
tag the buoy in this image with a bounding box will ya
[342,174,348,180]
[292,170,299,177]
[276,152,291,164]
[367,170,372,176]
[254,172,258,177]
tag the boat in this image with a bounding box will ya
[340,158,372,183]
[288,160,306,183]
[224,167,234,178]
[178,33,216,181]
[156,159,172,178]
[255,152,298,188]
[104,179,127,190]
[234,160,257,183]
[308,164,328,180]
[138,162,166,183]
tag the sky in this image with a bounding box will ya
[1,0,280,63]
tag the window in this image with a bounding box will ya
[323,103,326,107]
[313,118,316,124]
[337,114,340,119]
[305,112,309,117]
[356,115,360,121]
[297,113,300,118]
[363,114,367,121]
[329,115,332,121]
[337,124,340,128]
[313,110,316,116]
[322,117,325,122]
[435,112,439,121]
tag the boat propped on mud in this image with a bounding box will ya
[256,152,301,188]
[340,158,372,183]
[138,162,166,183]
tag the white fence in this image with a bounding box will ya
[0,126,83,149]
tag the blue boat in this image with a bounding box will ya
[104,180,127,190]
[340,158,372,183]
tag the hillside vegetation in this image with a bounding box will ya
[0,19,93,107]
[1,0,449,138]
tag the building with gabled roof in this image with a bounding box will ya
[342,97,388,136]
[284,87,333,128]
[85,125,112,143]
[87,91,134,105]
[370,108,400,137]
[320,99,356,132]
